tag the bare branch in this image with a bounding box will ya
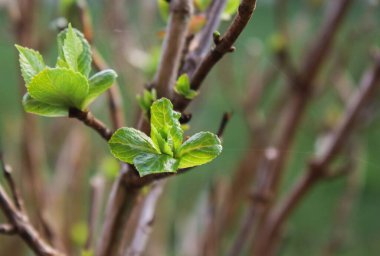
[256,56,380,255]
[124,181,165,256]
[153,0,193,97]
[0,223,16,235]
[69,108,113,141]
[0,152,24,211]
[217,112,232,138]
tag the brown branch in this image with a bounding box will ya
[0,157,63,256]
[124,181,165,256]
[78,2,125,129]
[0,223,17,235]
[153,0,193,98]
[180,0,228,76]
[85,176,105,250]
[68,108,113,141]
[255,56,380,255]
[0,152,24,211]
[217,112,232,138]
[91,46,125,130]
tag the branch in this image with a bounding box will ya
[78,1,125,129]
[153,0,193,97]
[69,108,113,141]
[174,0,257,110]
[217,112,232,138]
[0,152,24,211]
[180,0,228,76]
[124,181,165,256]
[256,56,380,255]
[0,157,63,256]
[0,223,17,235]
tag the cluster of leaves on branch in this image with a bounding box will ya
[16,25,223,177]
[109,98,222,176]
[16,24,117,117]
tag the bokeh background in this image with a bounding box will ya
[1,0,380,255]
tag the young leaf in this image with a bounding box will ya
[150,98,183,151]
[27,67,89,110]
[133,153,179,177]
[15,45,45,84]
[177,132,222,168]
[136,89,157,114]
[22,93,68,117]
[151,125,174,156]
[109,127,160,164]
[174,74,198,100]
[222,0,239,20]
[58,24,92,77]
[63,24,83,72]
[83,69,117,107]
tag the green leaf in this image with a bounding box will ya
[133,153,179,177]
[137,89,157,114]
[158,0,170,22]
[15,45,45,84]
[151,125,173,156]
[83,69,117,107]
[22,93,68,117]
[27,67,89,109]
[174,74,198,100]
[63,24,83,71]
[108,127,160,164]
[58,24,92,77]
[177,132,222,168]
[150,98,183,152]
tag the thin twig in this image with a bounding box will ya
[217,112,232,138]
[68,108,113,141]
[0,152,24,211]
[124,181,165,256]
[256,55,380,255]
[0,223,17,235]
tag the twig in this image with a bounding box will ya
[124,181,165,256]
[78,2,125,129]
[174,0,257,110]
[92,48,125,129]
[180,0,228,77]
[255,56,380,255]
[217,112,232,138]
[68,108,113,141]
[85,176,105,250]
[0,223,17,235]
[227,148,279,256]
[0,152,24,211]
[153,0,193,97]
[0,157,63,255]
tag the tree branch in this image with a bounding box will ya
[69,108,113,141]
[255,55,380,255]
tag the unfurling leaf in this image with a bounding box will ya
[177,132,222,168]
[150,98,183,151]
[83,69,118,107]
[16,24,117,117]
[108,98,222,177]
[137,89,157,114]
[174,74,198,99]
[16,45,45,84]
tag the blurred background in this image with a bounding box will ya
[0,0,380,255]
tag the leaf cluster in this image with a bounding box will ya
[16,24,117,117]
[109,98,222,176]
